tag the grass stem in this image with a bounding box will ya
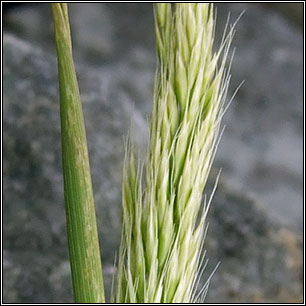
[52,3,105,303]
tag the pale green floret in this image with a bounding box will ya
[114,3,234,303]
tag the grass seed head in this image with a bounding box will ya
[114,3,235,303]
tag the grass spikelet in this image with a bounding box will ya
[114,3,234,303]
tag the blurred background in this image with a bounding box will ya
[3,3,303,303]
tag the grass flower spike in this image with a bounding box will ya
[115,3,234,303]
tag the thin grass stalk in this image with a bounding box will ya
[114,3,234,303]
[52,3,105,303]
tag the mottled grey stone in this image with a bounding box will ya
[205,180,303,303]
[3,3,303,303]
[3,34,146,303]
[215,4,303,233]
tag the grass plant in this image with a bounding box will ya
[52,2,234,303]
[114,3,234,303]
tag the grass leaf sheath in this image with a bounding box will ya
[114,3,233,303]
[52,3,105,303]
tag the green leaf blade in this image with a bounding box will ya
[52,3,105,303]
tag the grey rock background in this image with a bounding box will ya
[3,3,303,303]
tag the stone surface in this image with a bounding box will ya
[3,33,146,303]
[216,3,303,234]
[205,180,303,303]
[3,3,303,303]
